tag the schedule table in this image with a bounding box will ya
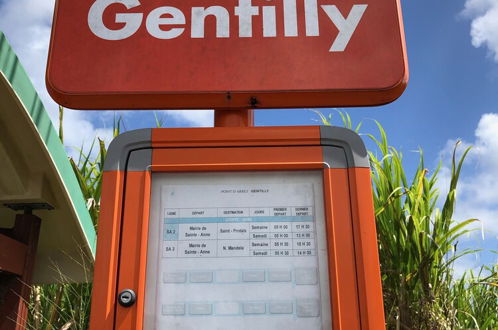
[163,206,315,259]
[144,177,332,330]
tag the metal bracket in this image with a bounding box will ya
[4,203,54,214]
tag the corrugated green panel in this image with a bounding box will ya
[0,31,96,255]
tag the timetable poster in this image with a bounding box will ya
[144,179,331,330]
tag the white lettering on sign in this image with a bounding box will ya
[146,7,185,40]
[235,0,259,37]
[305,0,319,37]
[88,0,367,52]
[321,4,367,51]
[88,0,143,40]
[191,6,230,38]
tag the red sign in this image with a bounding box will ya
[46,0,408,110]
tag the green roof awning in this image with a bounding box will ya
[0,32,96,283]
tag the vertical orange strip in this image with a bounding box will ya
[323,169,342,330]
[213,109,254,127]
[135,170,151,329]
[323,169,361,329]
[348,167,385,329]
[114,171,151,330]
[89,171,125,330]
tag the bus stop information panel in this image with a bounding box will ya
[145,173,331,329]
[89,126,384,329]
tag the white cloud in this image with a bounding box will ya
[462,0,498,62]
[166,110,214,127]
[0,0,114,153]
[437,114,498,275]
[451,252,494,278]
[62,110,114,159]
[0,0,54,112]
[438,113,498,238]
[462,0,495,17]
[0,0,213,155]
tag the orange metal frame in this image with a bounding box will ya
[47,0,408,110]
[89,126,384,329]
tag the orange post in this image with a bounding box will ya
[214,109,254,127]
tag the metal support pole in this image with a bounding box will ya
[214,109,254,127]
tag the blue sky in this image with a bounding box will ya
[0,0,497,273]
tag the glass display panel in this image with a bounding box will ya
[144,171,332,329]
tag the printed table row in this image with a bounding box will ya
[164,206,313,218]
[163,239,316,258]
[164,222,315,241]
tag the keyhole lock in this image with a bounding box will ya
[118,289,136,307]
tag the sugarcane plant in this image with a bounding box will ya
[320,111,497,330]
[25,108,121,329]
[25,110,497,329]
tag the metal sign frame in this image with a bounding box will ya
[46,0,408,110]
[89,126,384,329]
